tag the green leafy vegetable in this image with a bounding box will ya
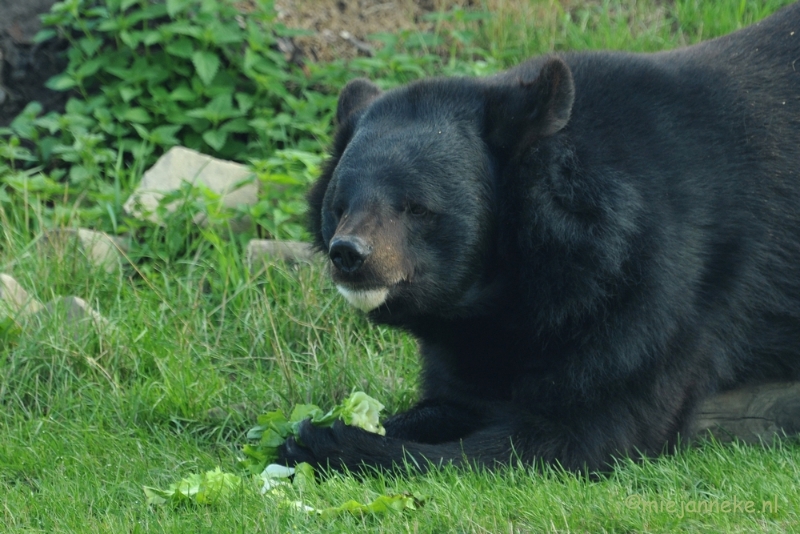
[315,493,422,518]
[143,467,243,506]
[242,391,385,473]
[144,393,422,516]
[258,463,422,517]
[338,391,386,435]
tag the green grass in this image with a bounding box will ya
[3,0,800,532]
[423,0,796,65]
[2,204,800,533]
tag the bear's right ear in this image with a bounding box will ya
[337,78,382,125]
[484,57,575,153]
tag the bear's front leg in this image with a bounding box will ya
[383,398,488,444]
[277,419,411,472]
[276,417,519,473]
[275,386,702,474]
[276,399,496,472]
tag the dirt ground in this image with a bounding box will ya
[273,0,482,62]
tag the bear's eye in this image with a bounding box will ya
[407,203,429,217]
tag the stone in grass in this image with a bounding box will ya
[246,239,318,268]
[688,382,800,444]
[41,228,126,274]
[123,146,258,233]
[0,273,43,317]
[30,295,109,331]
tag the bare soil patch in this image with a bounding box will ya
[273,0,479,62]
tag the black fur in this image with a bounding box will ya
[280,3,800,473]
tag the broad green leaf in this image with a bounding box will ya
[34,113,61,134]
[65,98,89,115]
[242,393,386,473]
[220,118,252,134]
[166,0,194,18]
[258,429,286,449]
[200,0,220,15]
[187,95,241,123]
[33,29,57,43]
[165,37,194,59]
[10,102,43,139]
[235,93,254,113]
[202,130,228,151]
[76,57,107,78]
[69,165,92,184]
[208,21,243,45]
[143,31,162,46]
[132,123,150,140]
[317,494,421,518]
[162,20,203,38]
[241,444,273,469]
[337,391,386,435]
[168,85,197,102]
[143,468,243,507]
[45,73,78,91]
[207,94,238,115]
[253,411,291,436]
[289,404,325,424]
[104,66,131,79]
[139,61,170,85]
[129,2,168,24]
[195,469,242,505]
[150,125,183,146]
[118,86,142,103]
[192,50,220,86]
[119,31,142,49]
[120,107,152,124]
[78,37,103,57]
[97,18,121,32]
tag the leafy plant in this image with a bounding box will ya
[1,0,337,238]
[143,467,245,506]
[242,391,386,474]
[0,0,507,240]
[37,0,316,161]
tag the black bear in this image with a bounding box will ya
[278,2,800,473]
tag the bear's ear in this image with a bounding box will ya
[484,57,575,152]
[337,78,382,125]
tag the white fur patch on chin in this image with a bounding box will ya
[336,285,389,312]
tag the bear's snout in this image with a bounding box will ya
[329,236,372,274]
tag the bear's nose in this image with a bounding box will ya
[329,236,371,274]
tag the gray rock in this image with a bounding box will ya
[246,239,318,267]
[41,228,126,273]
[124,146,258,232]
[0,273,43,316]
[33,296,109,331]
[689,382,800,444]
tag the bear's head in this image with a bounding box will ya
[307,58,575,324]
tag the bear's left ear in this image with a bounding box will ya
[484,57,575,152]
[337,78,382,125]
